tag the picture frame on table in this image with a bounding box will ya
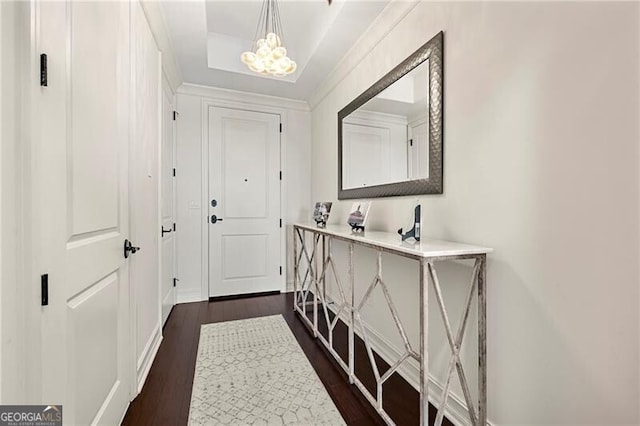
[347,201,371,232]
[313,201,332,227]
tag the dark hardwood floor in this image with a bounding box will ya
[122,293,452,426]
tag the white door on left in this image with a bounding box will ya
[37,2,132,424]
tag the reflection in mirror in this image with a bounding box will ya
[342,60,430,189]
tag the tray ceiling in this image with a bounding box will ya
[160,0,389,100]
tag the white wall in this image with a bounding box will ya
[310,2,639,424]
[139,0,182,92]
[175,84,311,302]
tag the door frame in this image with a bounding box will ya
[160,71,177,322]
[0,0,41,403]
[128,0,163,397]
[200,98,287,300]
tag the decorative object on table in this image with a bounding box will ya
[398,204,421,242]
[313,202,332,227]
[239,0,297,77]
[347,201,370,232]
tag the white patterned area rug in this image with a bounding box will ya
[188,315,346,425]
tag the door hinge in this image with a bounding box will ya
[173,278,179,287]
[40,54,48,87]
[173,223,176,232]
[173,168,176,177]
[279,123,282,133]
[41,274,49,306]
[279,171,282,181]
[279,218,282,228]
[279,266,283,275]
[173,110,178,120]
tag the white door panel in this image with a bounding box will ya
[39,2,131,425]
[68,274,119,425]
[222,234,268,279]
[223,119,269,218]
[208,107,281,297]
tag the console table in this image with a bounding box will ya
[293,223,492,426]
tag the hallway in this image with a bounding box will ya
[122,294,453,426]
[2,1,639,424]
[122,294,381,425]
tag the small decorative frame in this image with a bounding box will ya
[338,31,443,200]
[313,201,333,227]
[347,201,371,232]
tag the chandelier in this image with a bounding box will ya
[240,0,297,77]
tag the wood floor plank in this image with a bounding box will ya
[122,293,453,426]
[206,298,225,324]
[175,302,209,425]
[154,302,203,426]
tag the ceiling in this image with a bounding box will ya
[160,0,390,100]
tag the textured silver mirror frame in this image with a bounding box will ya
[338,31,443,199]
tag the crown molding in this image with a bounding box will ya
[178,83,310,112]
[308,0,420,110]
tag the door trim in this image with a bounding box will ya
[1,0,41,403]
[128,0,163,399]
[200,99,287,301]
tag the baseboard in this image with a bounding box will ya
[161,288,175,326]
[177,288,204,304]
[136,325,162,394]
[325,302,487,426]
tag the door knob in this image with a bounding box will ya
[124,239,141,259]
[161,226,172,236]
[210,215,223,224]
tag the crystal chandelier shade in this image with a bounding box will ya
[240,0,296,77]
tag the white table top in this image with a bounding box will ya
[294,223,492,259]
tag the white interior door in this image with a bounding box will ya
[208,107,281,297]
[38,1,132,424]
[131,1,161,391]
[408,119,429,180]
[343,123,391,188]
[160,84,176,325]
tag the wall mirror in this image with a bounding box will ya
[338,31,443,199]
